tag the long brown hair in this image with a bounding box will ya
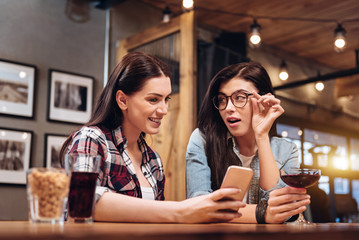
[59,52,171,162]
[198,62,275,190]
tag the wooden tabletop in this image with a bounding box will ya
[1,221,359,240]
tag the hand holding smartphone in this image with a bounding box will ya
[220,166,254,201]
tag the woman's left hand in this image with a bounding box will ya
[251,92,284,138]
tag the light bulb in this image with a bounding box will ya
[249,19,261,48]
[315,82,324,92]
[183,0,193,10]
[279,60,289,81]
[335,38,345,48]
[281,131,288,138]
[334,24,346,53]
[250,31,261,45]
[279,71,289,81]
[298,130,303,136]
[162,6,171,23]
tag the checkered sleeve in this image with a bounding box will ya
[68,127,109,202]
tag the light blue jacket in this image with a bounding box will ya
[186,128,299,203]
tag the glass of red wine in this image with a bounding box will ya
[280,168,321,225]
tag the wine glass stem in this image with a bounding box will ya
[296,213,307,223]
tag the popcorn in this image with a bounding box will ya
[27,168,70,222]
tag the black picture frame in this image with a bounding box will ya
[0,127,33,184]
[44,133,68,168]
[0,58,37,119]
[47,69,94,124]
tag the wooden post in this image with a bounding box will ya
[174,11,197,200]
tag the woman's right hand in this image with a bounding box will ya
[177,188,246,223]
[265,186,311,223]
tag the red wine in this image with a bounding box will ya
[68,172,98,218]
[281,173,320,188]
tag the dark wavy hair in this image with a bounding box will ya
[198,61,274,190]
[59,52,171,161]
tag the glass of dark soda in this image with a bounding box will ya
[65,154,101,223]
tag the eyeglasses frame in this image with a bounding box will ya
[212,90,254,110]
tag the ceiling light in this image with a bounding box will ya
[249,19,261,48]
[297,130,303,136]
[182,0,194,11]
[315,81,325,92]
[334,23,346,53]
[281,131,288,138]
[279,60,289,81]
[162,6,171,23]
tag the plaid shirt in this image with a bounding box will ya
[68,125,165,201]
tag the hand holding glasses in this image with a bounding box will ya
[213,90,253,110]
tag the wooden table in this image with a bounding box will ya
[1,221,359,240]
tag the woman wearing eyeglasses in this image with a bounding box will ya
[186,62,310,224]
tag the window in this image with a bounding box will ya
[277,123,302,164]
[352,180,359,210]
[350,139,359,171]
[277,121,359,221]
[304,129,348,169]
[334,177,350,194]
[319,175,330,195]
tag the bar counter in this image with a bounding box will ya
[1,221,359,240]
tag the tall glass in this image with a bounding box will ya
[280,168,321,225]
[65,154,100,223]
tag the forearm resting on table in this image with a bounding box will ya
[94,192,180,223]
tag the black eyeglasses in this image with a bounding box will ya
[212,90,253,110]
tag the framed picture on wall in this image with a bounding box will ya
[44,133,68,168]
[47,69,94,124]
[0,127,33,184]
[0,59,37,119]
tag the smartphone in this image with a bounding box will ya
[220,165,254,201]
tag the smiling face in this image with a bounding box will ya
[218,78,258,138]
[119,75,172,137]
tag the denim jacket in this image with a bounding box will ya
[186,128,299,203]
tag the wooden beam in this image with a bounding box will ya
[122,17,180,51]
[274,67,359,91]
